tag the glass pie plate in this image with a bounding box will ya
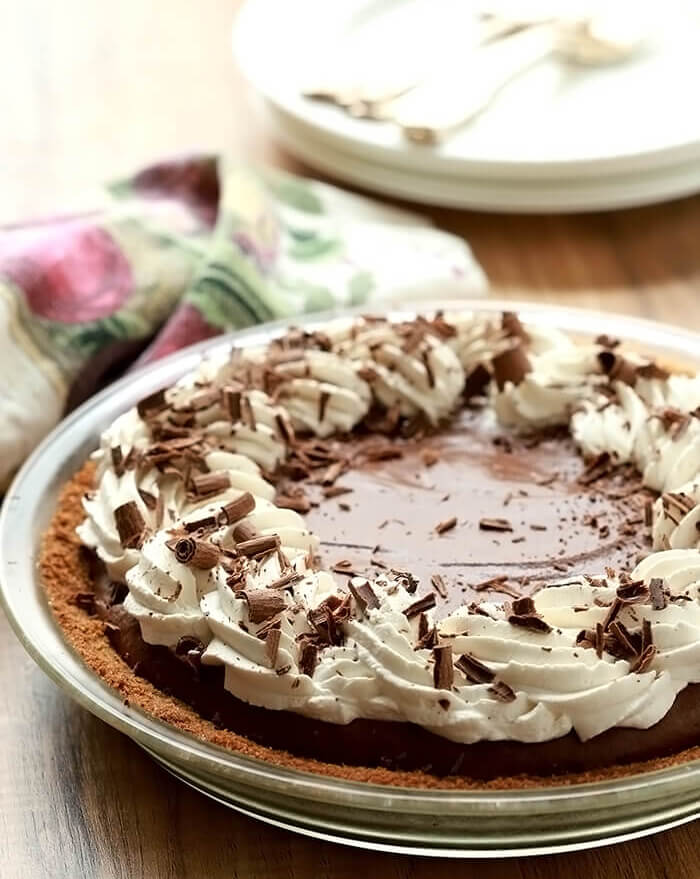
[1,300,698,857]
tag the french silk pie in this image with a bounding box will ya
[41,310,700,787]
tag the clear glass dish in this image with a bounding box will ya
[1,300,698,857]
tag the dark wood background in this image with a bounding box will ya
[0,1,698,876]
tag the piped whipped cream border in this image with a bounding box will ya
[77,311,700,745]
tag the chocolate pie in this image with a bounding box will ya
[41,310,700,787]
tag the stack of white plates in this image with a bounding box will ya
[234,0,700,212]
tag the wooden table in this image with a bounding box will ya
[0,2,698,876]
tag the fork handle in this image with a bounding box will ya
[392,25,555,144]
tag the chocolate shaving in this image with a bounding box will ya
[331,560,360,578]
[488,680,517,703]
[137,489,157,511]
[649,578,667,610]
[391,568,419,593]
[510,596,536,616]
[217,491,256,526]
[348,579,380,612]
[267,571,303,591]
[578,452,615,485]
[238,589,286,624]
[111,446,125,476]
[501,311,530,343]
[608,620,639,657]
[479,517,512,532]
[473,574,508,591]
[189,472,231,498]
[492,342,531,390]
[595,334,620,349]
[232,521,258,544]
[240,394,257,431]
[616,579,649,604]
[403,594,436,618]
[318,390,331,423]
[595,621,604,658]
[432,645,453,690]
[630,644,657,674]
[321,459,346,485]
[428,312,458,340]
[430,573,448,598]
[507,612,552,634]
[463,363,491,400]
[183,514,217,534]
[275,412,296,445]
[421,349,435,388]
[275,488,311,513]
[236,534,280,558]
[221,384,243,421]
[114,501,146,549]
[298,639,318,677]
[307,595,351,646]
[362,442,403,462]
[172,537,220,569]
[636,361,670,381]
[136,388,167,418]
[416,614,438,649]
[455,653,495,684]
[435,516,457,535]
[597,350,638,386]
[264,628,281,667]
[322,484,352,499]
[601,597,622,632]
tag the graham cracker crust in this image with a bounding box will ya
[38,461,700,791]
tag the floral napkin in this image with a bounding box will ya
[0,155,486,488]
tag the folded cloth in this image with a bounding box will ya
[0,155,486,488]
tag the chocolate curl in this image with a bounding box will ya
[189,472,231,498]
[232,521,258,544]
[238,588,286,624]
[264,628,281,667]
[187,388,221,411]
[492,342,531,390]
[136,388,167,419]
[488,680,517,702]
[597,350,638,386]
[235,534,280,558]
[217,491,256,526]
[275,412,296,445]
[173,537,220,569]
[114,502,146,549]
[455,653,495,684]
[221,384,243,420]
[403,593,436,618]
[433,645,454,689]
[298,638,318,677]
[348,579,380,612]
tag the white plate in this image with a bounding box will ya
[264,100,700,212]
[234,0,700,191]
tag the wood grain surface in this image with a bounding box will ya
[0,1,698,876]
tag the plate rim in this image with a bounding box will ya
[234,0,700,181]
